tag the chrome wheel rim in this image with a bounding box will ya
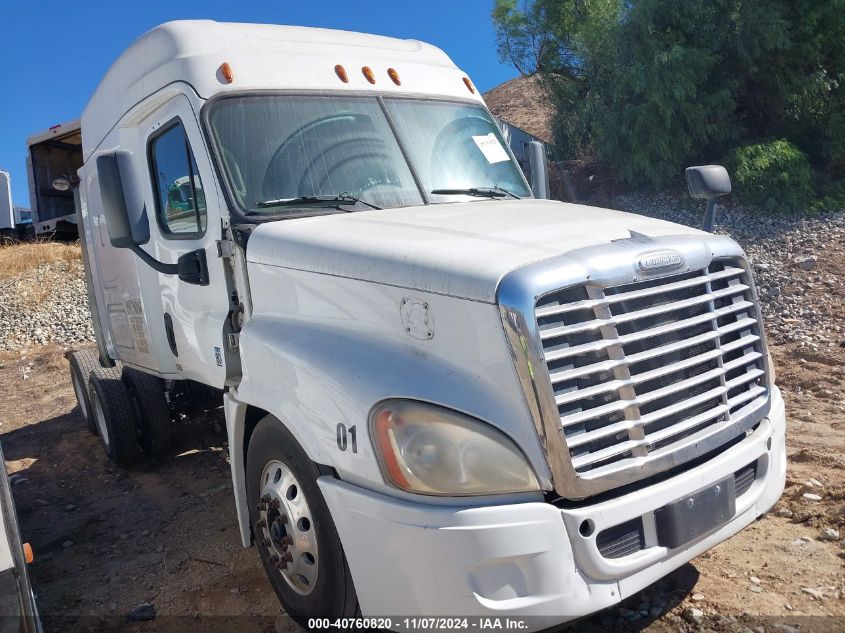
[256,460,318,596]
[92,391,110,447]
[72,371,88,420]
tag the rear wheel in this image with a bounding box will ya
[88,367,140,465]
[122,367,171,457]
[246,416,358,627]
[68,350,100,435]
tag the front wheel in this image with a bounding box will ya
[246,415,358,626]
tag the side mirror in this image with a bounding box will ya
[528,140,550,199]
[685,165,731,232]
[96,151,150,248]
[96,151,208,285]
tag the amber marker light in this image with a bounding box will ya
[362,66,376,84]
[218,62,234,84]
[463,77,475,94]
[373,409,410,490]
[23,543,33,564]
[334,64,349,83]
[387,68,401,86]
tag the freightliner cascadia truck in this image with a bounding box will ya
[62,20,785,629]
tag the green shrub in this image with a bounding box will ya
[809,179,845,213]
[726,140,814,213]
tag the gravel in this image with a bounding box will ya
[616,192,845,347]
[0,261,94,351]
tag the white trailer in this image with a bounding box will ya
[25,120,82,237]
[0,170,13,233]
[63,20,785,629]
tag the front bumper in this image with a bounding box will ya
[319,387,786,627]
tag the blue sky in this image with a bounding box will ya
[0,0,516,208]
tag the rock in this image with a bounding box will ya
[61,540,73,548]
[807,478,823,487]
[126,602,155,622]
[791,512,811,524]
[682,607,704,624]
[691,593,705,602]
[790,538,807,546]
[119,533,129,540]
[802,493,822,501]
[749,576,761,584]
[794,255,817,270]
[819,527,840,541]
[748,584,763,593]
[775,508,793,518]
[64,504,76,511]
[140,529,150,537]
[801,587,826,600]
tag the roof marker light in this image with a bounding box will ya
[335,64,349,83]
[463,77,475,94]
[362,66,376,84]
[387,68,401,86]
[218,62,234,84]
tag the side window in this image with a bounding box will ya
[149,121,207,236]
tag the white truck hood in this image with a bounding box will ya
[246,199,706,303]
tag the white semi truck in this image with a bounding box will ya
[63,20,785,628]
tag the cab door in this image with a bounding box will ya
[142,94,236,388]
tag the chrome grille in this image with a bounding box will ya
[534,259,768,477]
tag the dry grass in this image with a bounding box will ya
[0,240,82,282]
[0,240,84,310]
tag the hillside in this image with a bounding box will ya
[483,74,554,142]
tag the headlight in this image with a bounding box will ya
[370,400,539,496]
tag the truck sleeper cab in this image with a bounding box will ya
[66,20,786,629]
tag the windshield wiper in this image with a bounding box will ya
[430,186,522,200]
[254,193,382,211]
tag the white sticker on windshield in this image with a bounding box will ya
[472,133,510,164]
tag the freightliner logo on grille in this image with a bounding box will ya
[637,250,685,272]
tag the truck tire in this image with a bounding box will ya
[68,349,100,435]
[247,415,358,627]
[122,367,171,457]
[88,367,141,465]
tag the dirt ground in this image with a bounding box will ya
[0,340,842,632]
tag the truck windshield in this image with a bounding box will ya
[207,95,530,217]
